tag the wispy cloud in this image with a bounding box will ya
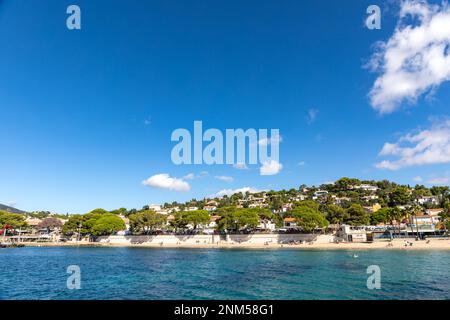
[144,116,152,125]
[376,119,450,170]
[183,171,209,180]
[298,161,306,166]
[214,175,234,182]
[367,0,450,114]
[142,173,191,192]
[306,108,319,124]
[199,171,209,177]
[233,163,249,170]
[183,173,195,180]
[258,135,283,146]
[212,187,260,198]
[413,176,423,182]
[427,177,449,185]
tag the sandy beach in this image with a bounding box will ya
[21,238,450,250]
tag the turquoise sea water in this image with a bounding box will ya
[0,247,449,300]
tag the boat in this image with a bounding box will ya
[0,242,25,248]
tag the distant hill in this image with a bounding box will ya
[0,204,27,214]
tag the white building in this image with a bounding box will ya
[257,219,276,231]
[148,204,162,212]
[337,225,368,242]
[332,196,351,205]
[156,209,171,215]
[204,205,217,212]
[362,195,379,201]
[281,203,293,213]
[416,196,439,206]
[425,208,444,216]
[292,194,308,202]
[354,184,379,192]
[312,190,328,200]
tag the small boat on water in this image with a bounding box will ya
[0,242,25,248]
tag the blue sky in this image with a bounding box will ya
[1,0,450,213]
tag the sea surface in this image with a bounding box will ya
[0,247,449,300]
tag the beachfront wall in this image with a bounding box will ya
[95,234,337,246]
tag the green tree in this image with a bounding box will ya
[110,208,128,215]
[334,177,361,191]
[238,209,260,230]
[91,214,126,236]
[412,185,432,199]
[170,212,189,232]
[439,209,449,222]
[389,186,411,206]
[291,207,329,233]
[445,219,450,234]
[217,208,259,232]
[345,204,370,226]
[387,207,405,236]
[129,210,167,234]
[270,197,283,211]
[88,208,109,215]
[182,210,210,229]
[0,211,27,229]
[370,208,390,225]
[430,186,449,197]
[324,204,348,224]
[293,200,320,211]
[404,205,422,236]
[62,214,85,235]
[247,208,273,220]
[83,211,106,232]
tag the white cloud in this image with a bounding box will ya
[427,177,449,184]
[212,187,260,198]
[233,163,249,170]
[260,160,283,175]
[413,176,423,182]
[214,175,234,182]
[142,173,191,192]
[367,0,450,114]
[376,119,450,170]
[298,161,306,166]
[306,108,319,124]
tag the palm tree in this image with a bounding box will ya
[387,207,403,238]
[405,205,422,238]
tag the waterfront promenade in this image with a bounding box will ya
[18,234,450,250]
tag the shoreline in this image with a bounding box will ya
[19,238,450,250]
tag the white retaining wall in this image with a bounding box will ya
[96,234,337,245]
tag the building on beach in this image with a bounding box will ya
[337,225,370,242]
